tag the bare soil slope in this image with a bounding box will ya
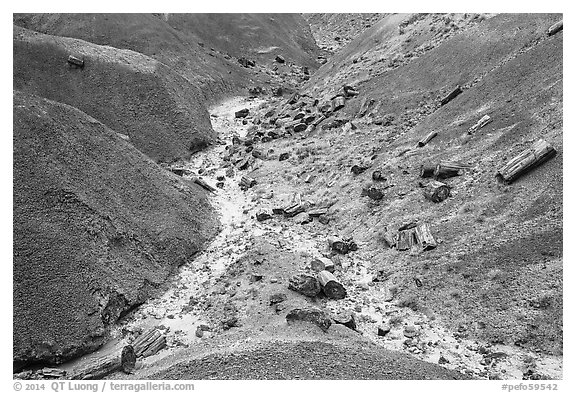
[13,25,215,163]
[13,90,218,369]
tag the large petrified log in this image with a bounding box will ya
[331,96,346,112]
[131,328,167,358]
[417,131,438,147]
[440,85,462,106]
[547,20,563,36]
[67,345,136,380]
[396,228,417,251]
[317,270,347,300]
[496,139,556,184]
[423,180,450,203]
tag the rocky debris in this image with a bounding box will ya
[221,302,240,330]
[256,210,273,222]
[403,325,418,338]
[372,170,386,181]
[288,273,321,297]
[351,163,370,175]
[332,311,357,330]
[294,212,312,224]
[318,215,330,225]
[235,108,250,118]
[67,54,84,68]
[317,270,347,300]
[311,257,335,273]
[275,55,285,63]
[547,20,563,36]
[285,307,332,332]
[423,180,450,203]
[361,185,385,201]
[195,327,204,338]
[417,131,438,147]
[328,236,358,254]
[239,175,257,190]
[440,85,463,106]
[269,293,287,305]
[496,139,556,184]
[248,86,265,96]
[377,323,391,336]
[238,57,255,68]
[468,114,492,134]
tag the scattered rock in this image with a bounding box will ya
[275,54,285,63]
[403,325,417,338]
[377,323,391,336]
[256,210,272,222]
[235,108,250,118]
[269,293,287,305]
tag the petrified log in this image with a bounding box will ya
[256,209,272,222]
[132,328,161,357]
[547,20,563,36]
[68,345,136,380]
[440,85,462,106]
[468,114,492,134]
[351,164,370,175]
[357,98,376,117]
[496,139,556,184]
[284,203,306,218]
[312,115,326,127]
[311,257,335,273]
[434,161,471,179]
[67,55,84,68]
[286,307,332,332]
[40,368,67,378]
[239,175,257,189]
[140,336,167,358]
[308,207,328,217]
[417,131,438,147]
[331,96,346,112]
[237,155,255,170]
[288,273,321,297]
[332,311,357,330]
[193,177,216,193]
[275,54,285,63]
[396,228,416,251]
[423,180,450,203]
[285,119,304,130]
[317,270,347,299]
[303,115,316,124]
[342,85,359,97]
[420,164,436,178]
[328,236,357,254]
[415,223,437,251]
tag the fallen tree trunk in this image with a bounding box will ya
[468,114,492,134]
[496,139,556,184]
[131,328,167,358]
[547,20,563,36]
[317,270,347,300]
[67,345,136,380]
[417,131,438,147]
[440,85,462,106]
[423,180,450,203]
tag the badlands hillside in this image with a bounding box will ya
[13,13,562,381]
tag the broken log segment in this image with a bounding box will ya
[331,96,346,112]
[423,180,450,203]
[328,236,357,254]
[440,85,462,106]
[434,161,471,179]
[381,230,396,248]
[68,345,136,380]
[311,257,335,273]
[496,139,556,184]
[420,164,436,178]
[317,270,347,300]
[239,175,257,190]
[193,177,216,193]
[468,114,492,134]
[67,55,84,68]
[288,273,321,297]
[415,223,437,251]
[547,20,563,36]
[332,311,357,330]
[396,228,416,251]
[417,131,438,147]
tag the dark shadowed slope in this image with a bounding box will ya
[13,90,218,369]
[13,25,216,163]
